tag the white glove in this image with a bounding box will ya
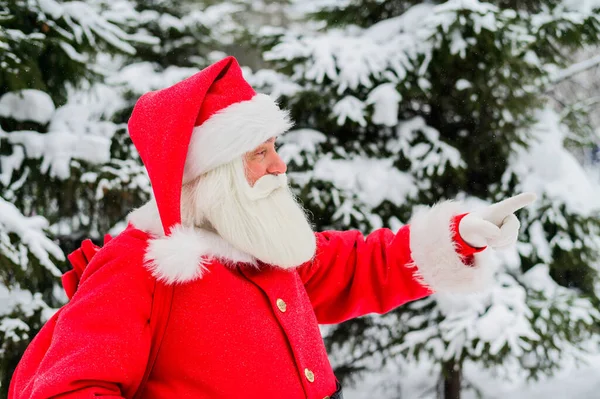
[458,193,537,249]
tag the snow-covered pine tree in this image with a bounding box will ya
[249,0,600,397]
[0,0,159,393]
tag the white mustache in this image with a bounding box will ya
[246,173,288,200]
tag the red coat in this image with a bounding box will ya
[10,201,489,398]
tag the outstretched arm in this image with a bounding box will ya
[297,194,535,325]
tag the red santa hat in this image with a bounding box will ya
[127,56,293,236]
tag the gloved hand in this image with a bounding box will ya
[458,193,537,249]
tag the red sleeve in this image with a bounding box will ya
[14,235,155,398]
[297,213,487,325]
[298,226,431,324]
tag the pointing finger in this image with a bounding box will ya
[481,192,537,226]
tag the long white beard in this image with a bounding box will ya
[181,158,316,268]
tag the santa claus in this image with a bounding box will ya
[10,56,535,398]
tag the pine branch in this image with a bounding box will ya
[549,54,600,85]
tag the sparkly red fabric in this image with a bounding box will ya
[62,235,112,300]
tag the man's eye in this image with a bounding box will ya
[256,150,266,156]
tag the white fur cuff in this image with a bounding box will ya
[409,201,494,293]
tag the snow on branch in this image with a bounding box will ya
[388,116,466,178]
[265,0,523,96]
[312,156,418,210]
[549,54,600,85]
[35,0,158,57]
[0,90,55,124]
[7,128,112,179]
[0,197,64,277]
[0,89,116,180]
[505,108,600,216]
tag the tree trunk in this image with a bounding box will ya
[438,358,461,399]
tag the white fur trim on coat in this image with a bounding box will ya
[127,201,255,284]
[409,201,495,293]
[183,93,293,183]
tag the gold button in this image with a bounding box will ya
[304,368,314,383]
[276,298,287,312]
[323,397,330,399]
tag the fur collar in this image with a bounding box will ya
[127,200,256,284]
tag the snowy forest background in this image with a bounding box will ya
[1,0,600,398]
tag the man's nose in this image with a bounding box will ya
[267,153,287,175]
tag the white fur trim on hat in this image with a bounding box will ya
[127,200,256,284]
[183,93,293,183]
[409,200,495,293]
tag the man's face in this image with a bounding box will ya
[243,137,287,186]
[184,137,316,267]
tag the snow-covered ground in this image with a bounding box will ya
[468,356,600,399]
[345,353,600,398]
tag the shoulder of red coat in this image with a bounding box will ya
[77,226,156,286]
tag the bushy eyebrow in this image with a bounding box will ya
[250,137,277,155]
[252,144,268,155]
